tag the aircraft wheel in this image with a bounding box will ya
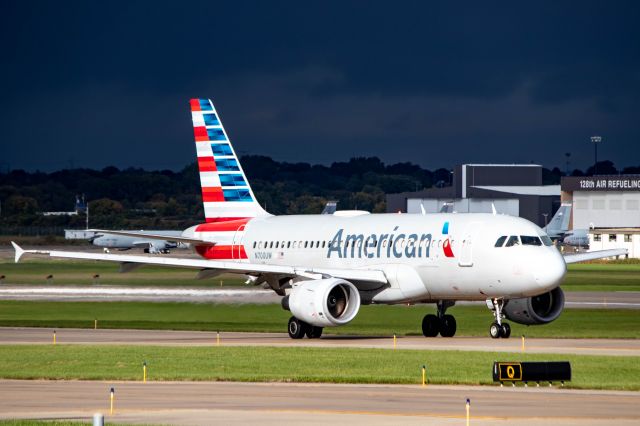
[489,322,502,339]
[288,316,307,339]
[439,314,457,337]
[306,326,323,339]
[501,323,511,339]
[422,314,440,337]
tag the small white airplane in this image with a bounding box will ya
[12,99,627,339]
[90,230,187,253]
[543,203,590,247]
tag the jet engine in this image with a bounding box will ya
[503,287,565,325]
[282,278,361,327]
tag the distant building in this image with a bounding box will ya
[561,175,640,257]
[386,164,560,227]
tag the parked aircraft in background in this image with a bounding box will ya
[562,229,590,248]
[12,99,627,340]
[90,230,187,254]
[543,203,590,248]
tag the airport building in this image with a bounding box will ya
[561,175,640,257]
[386,164,560,227]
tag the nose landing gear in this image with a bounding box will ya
[488,298,511,339]
[422,301,457,337]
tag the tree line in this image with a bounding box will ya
[0,156,635,231]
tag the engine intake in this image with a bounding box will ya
[284,278,361,327]
[503,287,565,325]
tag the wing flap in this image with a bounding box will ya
[563,248,628,264]
[89,229,213,246]
[11,243,388,285]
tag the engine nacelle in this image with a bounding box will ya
[284,278,361,327]
[503,287,565,325]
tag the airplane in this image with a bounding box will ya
[89,230,187,253]
[543,203,590,248]
[11,98,627,340]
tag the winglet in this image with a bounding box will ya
[420,203,426,215]
[491,203,497,215]
[11,241,25,263]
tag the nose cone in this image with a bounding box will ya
[533,249,567,291]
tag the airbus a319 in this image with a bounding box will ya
[12,99,627,339]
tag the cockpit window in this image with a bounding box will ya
[520,236,542,246]
[505,235,520,247]
[540,235,553,246]
[494,236,507,247]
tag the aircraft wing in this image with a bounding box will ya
[563,248,628,264]
[89,229,213,246]
[11,242,388,285]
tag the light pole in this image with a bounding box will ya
[591,136,601,175]
[542,213,549,228]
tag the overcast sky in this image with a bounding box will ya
[1,1,639,172]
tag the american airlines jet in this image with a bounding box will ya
[12,99,627,339]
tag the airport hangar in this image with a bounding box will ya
[386,163,560,228]
[562,175,640,258]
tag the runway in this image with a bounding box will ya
[1,285,639,308]
[0,380,638,425]
[2,327,638,356]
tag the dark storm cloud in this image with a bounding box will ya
[1,1,639,171]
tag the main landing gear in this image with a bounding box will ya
[287,316,323,339]
[488,298,511,339]
[422,301,457,337]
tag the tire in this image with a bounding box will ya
[439,314,457,337]
[500,323,511,339]
[288,316,307,339]
[422,314,440,337]
[305,326,323,339]
[489,322,502,339]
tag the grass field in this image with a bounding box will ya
[1,258,639,291]
[0,344,637,390]
[562,263,640,291]
[0,300,638,338]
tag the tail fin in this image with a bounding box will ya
[543,203,572,236]
[190,99,269,222]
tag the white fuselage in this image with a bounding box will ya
[187,213,567,304]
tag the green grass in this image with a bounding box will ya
[0,300,638,338]
[2,259,640,291]
[0,344,637,390]
[0,259,245,287]
[563,263,640,291]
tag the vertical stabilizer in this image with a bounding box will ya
[190,99,269,222]
[543,203,572,237]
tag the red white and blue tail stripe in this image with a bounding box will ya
[190,99,269,223]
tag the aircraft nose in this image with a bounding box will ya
[533,249,567,291]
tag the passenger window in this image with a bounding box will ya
[270,241,274,249]
[520,236,542,246]
[322,241,326,248]
[253,242,257,249]
[287,241,291,248]
[275,242,279,248]
[505,236,520,247]
[495,236,507,247]
[293,242,297,249]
